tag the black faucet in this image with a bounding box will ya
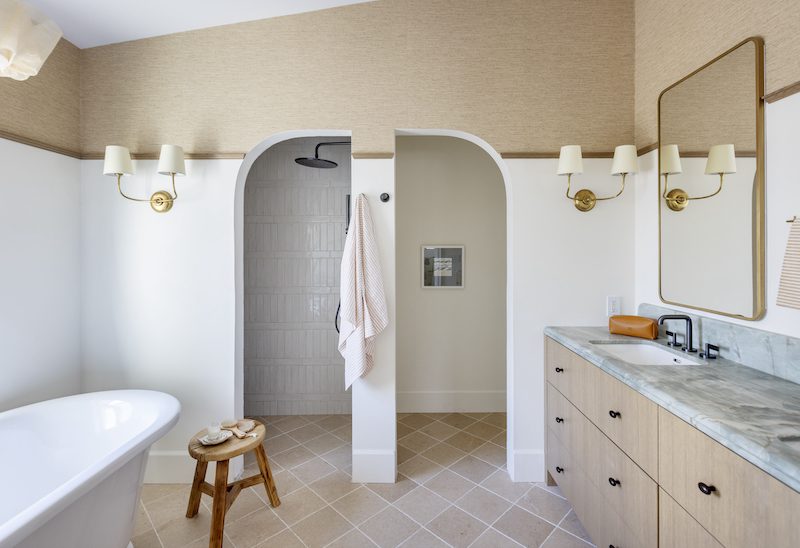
[657,314,697,353]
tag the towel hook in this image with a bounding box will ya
[788,216,798,223]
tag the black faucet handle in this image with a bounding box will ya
[699,343,719,360]
[665,330,681,347]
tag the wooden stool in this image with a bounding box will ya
[186,420,280,548]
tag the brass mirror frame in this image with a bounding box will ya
[657,36,765,321]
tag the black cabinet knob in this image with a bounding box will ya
[555,367,564,373]
[555,417,564,423]
[608,410,621,419]
[555,466,564,474]
[608,477,621,487]
[609,545,617,548]
[698,482,717,495]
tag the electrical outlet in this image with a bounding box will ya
[607,296,622,317]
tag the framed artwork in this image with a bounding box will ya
[421,245,464,288]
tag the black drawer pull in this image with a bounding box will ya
[555,466,564,474]
[608,477,621,487]
[698,482,717,495]
[555,417,564,423]
[555,367,564,373]
[609,545,617,548]
[608,410,621,419]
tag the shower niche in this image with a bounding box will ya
[243,137,352,416]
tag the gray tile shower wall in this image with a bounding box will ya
[639,303,800,384]
[244,138,352,415]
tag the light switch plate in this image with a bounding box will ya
[606,295,622,316]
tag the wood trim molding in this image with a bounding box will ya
[637,143,658,156]
[80,152,246,160]
[0,129,82,159]
[764,80,800,103]
[351,152,395,159]
[500,151,616,159]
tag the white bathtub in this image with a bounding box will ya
[0,390,180,548]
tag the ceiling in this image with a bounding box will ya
[25,0,376,49]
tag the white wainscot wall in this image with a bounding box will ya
[80,159,243,482]
[505,158,636,481]
[0,139,82,412]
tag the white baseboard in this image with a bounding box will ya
[351,449,396,483]
[144,450,243,484]
[508,448,544,482]
[397,390,506,413]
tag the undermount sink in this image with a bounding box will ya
[590,342,703,366]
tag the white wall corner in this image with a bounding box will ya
[508,449,545,483]
[351,450,397,483]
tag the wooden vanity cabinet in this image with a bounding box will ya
[545,336,800,548]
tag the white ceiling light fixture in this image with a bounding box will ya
[0,0,61,81]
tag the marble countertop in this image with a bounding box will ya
[544,326,800,493]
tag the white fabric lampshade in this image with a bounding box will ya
[157,144,186,175]
[705,144,736,175]
[660,145,682,175]
[611,145,638,175]
[557,145,583,175]
[103,145,134,175]
[0,0,61,81]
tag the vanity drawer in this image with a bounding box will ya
[578,401,658,547]
[659,408,800,548]
[546,382,579,449]
[659,488,723,548]
[567,453,644,548]
[587,364,658,478]
[546,425,576,501]
[545,337,592,411]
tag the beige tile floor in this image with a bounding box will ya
[133,413,594,548]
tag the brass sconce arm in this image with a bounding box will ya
[565,173,628,212]
[116,173,177,213]
[663,173,725,212]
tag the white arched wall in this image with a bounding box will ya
[395,129,517,480]
[233,128,636,484]
[233,128,520,483]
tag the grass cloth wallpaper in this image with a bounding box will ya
[79,0,634,157]
[2,1,800,157]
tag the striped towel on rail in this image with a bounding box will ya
[777,219,800,310]
[338,194,388,388]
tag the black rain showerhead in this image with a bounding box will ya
[295,156,338,169]
[295,140,351,169]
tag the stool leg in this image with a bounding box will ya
[186,460,208,518]
[209,460,229,548]
[255,445,281,507]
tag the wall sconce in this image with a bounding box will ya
[103,144,186,213]
[662,144,736,212]
[557,144,638,212]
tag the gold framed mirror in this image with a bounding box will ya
[658,37,765,320]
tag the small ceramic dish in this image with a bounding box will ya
[238,419,255,433]
[199,430,233,446]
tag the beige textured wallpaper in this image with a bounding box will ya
[79,0,634,156]
[635,0,800,147]
[0,39,80,156]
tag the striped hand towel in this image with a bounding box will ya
[777,219,800,310]
[338,194,388,388]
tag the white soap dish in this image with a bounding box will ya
[199,430,233,446]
